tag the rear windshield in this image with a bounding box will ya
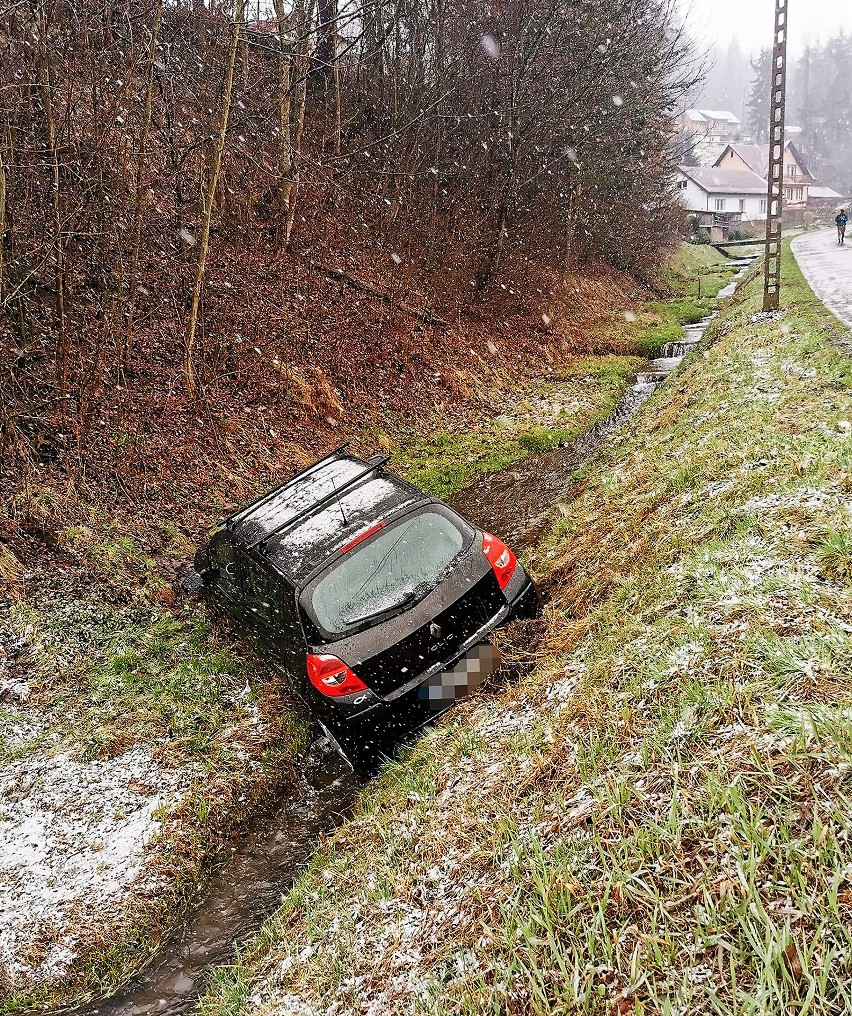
[307,511,465,636]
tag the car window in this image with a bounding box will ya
[307,511,465,636]
[209,539,242,600]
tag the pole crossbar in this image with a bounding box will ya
[763,0,788,311]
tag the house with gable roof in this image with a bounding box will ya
[714,142,812,208]
[679,109,742,166]
[675,164,767,241]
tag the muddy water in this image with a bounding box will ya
[81,746,361,1016]
[79,257,753,1016]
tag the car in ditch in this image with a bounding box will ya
[186,444,538,761]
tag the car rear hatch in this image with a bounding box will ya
[349,569,505,697]
[300,507,507,698]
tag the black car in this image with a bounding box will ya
[188,445,538,760]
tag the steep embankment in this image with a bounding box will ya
[0,245,735,1011]
[200,244,852,1015]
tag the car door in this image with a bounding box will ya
[240,554,307,682]
[240,553,281,653]
[206,535,244,625]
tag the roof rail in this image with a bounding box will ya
[223,442,351,527]
[249,454,392,551]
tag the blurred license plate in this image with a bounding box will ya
[418,643,502,712]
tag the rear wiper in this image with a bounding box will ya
[343,589,418,627]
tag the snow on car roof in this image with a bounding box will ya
[230,456,366,545]
[230,455,427,583]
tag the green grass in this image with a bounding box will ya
[10,600,269,762]
[626,244,738,356]
[818,526,852,583]
[1,593,308,1013]
[392,355,642,499]
[198,241,852,1016]
[662,241,739,298]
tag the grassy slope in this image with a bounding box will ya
[1,583,309,1013]
[628,243,737,355]
[200,243,852,1015]
[394,355,642,500]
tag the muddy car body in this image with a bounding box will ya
[189,446,538,758]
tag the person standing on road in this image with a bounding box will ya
[836,209,848,245]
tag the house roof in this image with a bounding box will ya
[717,143,766,175]
[684,109,709,123]
[714,141,814,180]
[809,185,844,200]
[678,165,767,195]
[698,109,742,125]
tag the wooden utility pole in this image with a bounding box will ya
[763,0,788,311]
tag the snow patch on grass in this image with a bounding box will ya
[0,746,183,989]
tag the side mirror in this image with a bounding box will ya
[181,570,206,593]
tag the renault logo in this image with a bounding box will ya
[429,622,442,638]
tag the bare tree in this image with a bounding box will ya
[123,0,164,372]
[0,0,699,474]
[184,0,246,397]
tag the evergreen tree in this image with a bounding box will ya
[746,49,772,141]
[795,46,812,136]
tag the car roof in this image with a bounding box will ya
[225,454,431,584]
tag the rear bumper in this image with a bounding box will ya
[506,574,539,621]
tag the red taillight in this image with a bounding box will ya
[306,653,368,697]
[482,532,517,590]
[340,520,386,554]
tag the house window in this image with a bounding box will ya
[785,188,791,200]
[796,187,803,202]
[760,200,767,213]
[739,199,746,213]
[787,164,796,178]
[715,198,725,211]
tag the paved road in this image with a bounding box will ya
[792,229,852,329]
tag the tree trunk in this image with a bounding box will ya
[272,0,293,212]
[37,7,66,378]
[184,0,245,398]
[123,0,163,371]
[284,0,312,243]
[316,0,340,154]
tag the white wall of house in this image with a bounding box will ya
[708,193,766,220]
[676,174,766,221]
[681,177,711,211]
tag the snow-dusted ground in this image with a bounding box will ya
[792,230,852,329]
[0,746,183,989]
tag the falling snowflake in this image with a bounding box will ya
[480,35,500,60]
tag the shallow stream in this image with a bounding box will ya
[78,256,753,1016]
[83,747,361,1016]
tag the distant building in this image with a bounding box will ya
[678,109,742,167]
[697,110,743,143]
[675,165,767,240]
[808,184,845,211]
[714,142,812,209]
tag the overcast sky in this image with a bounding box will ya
[679,0,852,53]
